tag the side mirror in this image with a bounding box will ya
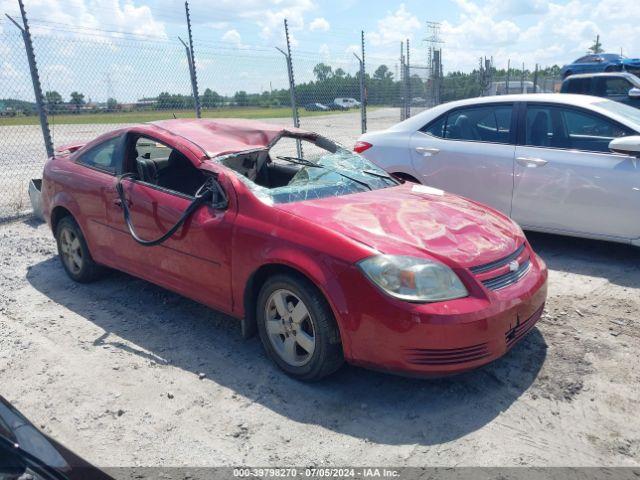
[609,136,640,157]
[628,87,640,99]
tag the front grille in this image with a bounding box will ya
[470,244,525,274]
[506,303,545,348]
[405,343,490,366]
[481,259,531,291]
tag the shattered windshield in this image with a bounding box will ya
[216,135,398,204]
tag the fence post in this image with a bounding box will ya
[179,36,199,115]
[360,30,367,134]
[405,38,411,119]
[400,41,405,121]
[533,64,539,93]
[505,59,511,95]
[184,0,201,118]
[277,19,302,158]
[521,62,525,93]
[6,1,53,158]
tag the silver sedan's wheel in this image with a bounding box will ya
[264,288,316,367]
[59,226,83,275]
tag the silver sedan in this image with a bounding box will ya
[356,94,640,245]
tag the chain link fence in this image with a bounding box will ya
[0,9,565,222]
[0,24,47,219]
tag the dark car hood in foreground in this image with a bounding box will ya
[0,395,113,480]
[276,183,524,268]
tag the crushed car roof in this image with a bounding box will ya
[150,118,314,159]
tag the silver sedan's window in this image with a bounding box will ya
[594,100,640,130]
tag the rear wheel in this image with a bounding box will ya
[257,274,344,381]
[55,216,104,283]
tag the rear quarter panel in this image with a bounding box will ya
[358,131,417,178]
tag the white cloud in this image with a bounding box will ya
[438,0,640,71]
[0,0,169,40]
[221,29,243,46]
[309,17,330,32]
[367,4,421,47]
[319,43,331,62]
[0,61,21,80]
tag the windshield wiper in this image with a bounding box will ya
[277,156,372,191]
[362,169,399,183]
[276,156,318,168]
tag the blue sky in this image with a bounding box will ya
[1,0,638,101]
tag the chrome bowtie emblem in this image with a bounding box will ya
[508,260,520,272]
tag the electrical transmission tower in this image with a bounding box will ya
[424,21,443,106]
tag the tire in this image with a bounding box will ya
[55,216,104,283]
[256,273,344,381]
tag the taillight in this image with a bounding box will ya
[353,141,372,154]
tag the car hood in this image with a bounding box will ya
[275,183,524,268]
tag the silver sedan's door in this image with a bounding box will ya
[409,103,516,216]
[511,103,640,241]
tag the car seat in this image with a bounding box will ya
[529,111,550,146]
[157,150,204,196]
[453,115,480,141]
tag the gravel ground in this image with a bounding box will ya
[0,217,639,468]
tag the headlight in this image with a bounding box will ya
[357,255,468,303]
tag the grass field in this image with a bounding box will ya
[0,106,367,126]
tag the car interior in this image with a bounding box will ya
[218,134,339,190]
[525,106,632,152]
[126,135,208,197]
[444,107,512,143]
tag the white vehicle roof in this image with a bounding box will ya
[387,93,640,134]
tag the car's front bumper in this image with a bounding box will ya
[330,250,548,376]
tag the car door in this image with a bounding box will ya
[409,103,516,215]
[593,76,634,105]
[511,102,640,240]
[104,133,237,312]
[70,133,127,261]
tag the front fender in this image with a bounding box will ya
[232,236,354,357]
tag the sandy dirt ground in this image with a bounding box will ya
[0,216,638,468]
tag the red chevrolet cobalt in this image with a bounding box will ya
[41,119,547,380]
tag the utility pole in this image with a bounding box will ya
[424,21,443,107]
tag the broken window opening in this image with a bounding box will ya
[214,133,398,204]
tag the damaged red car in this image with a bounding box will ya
[41,119,547,380]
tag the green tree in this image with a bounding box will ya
[202,88,221,108]
[373,65,393,81]
[588,34,604,54]
[69,91,85,112]
[234,91,248,106]
[313,63,333,82]
[106,97,118,111]
[45,90,63,113]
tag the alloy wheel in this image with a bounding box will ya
[264,289,316,367]
[59,227,83,275]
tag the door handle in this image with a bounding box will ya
[415,147,440,156]
[516,156,548,167]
